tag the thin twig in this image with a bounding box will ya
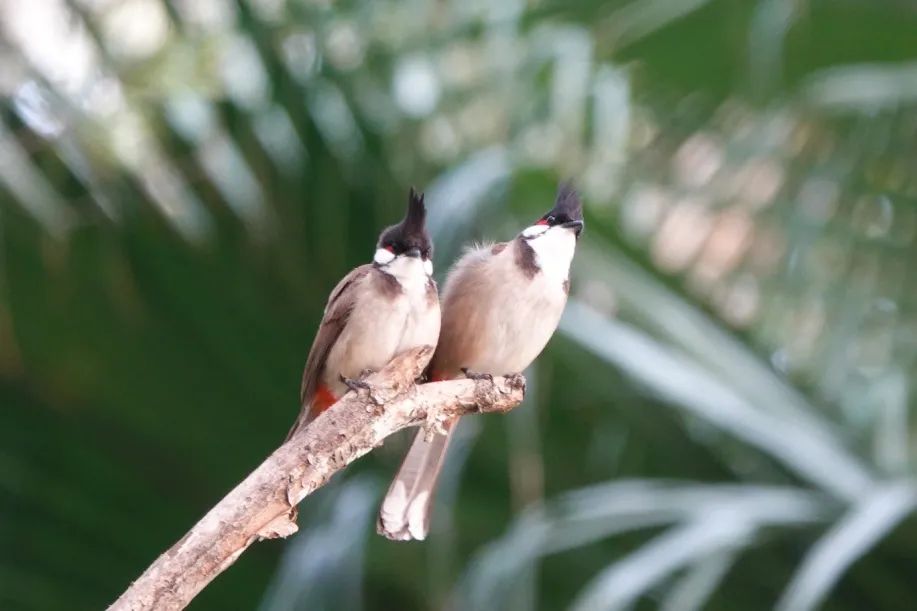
[108,346,526,611]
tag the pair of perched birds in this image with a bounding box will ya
[287,183,584,541]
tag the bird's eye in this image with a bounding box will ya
[547,215,556,224]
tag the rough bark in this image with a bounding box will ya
[108,346,525,611]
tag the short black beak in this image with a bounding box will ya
[405,247,422,258]
[563,220,584,237]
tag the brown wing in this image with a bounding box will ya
[286,264,373,439]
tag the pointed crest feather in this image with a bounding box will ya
[376,186,431,254]
[552,180,583,220]
[403,187,427,233]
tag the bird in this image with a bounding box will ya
[286,188,440,440]
[377,182,584,541]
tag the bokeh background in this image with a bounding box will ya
[2,0,917,609]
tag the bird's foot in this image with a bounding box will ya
[504,372,526,390]
[340,373,372,393]
[461,368,494,382]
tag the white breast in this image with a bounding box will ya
[385,256,430,300]
[527,226,576,284]
[384,257,440,351]
[322,258,439,396]
[437,236,573,376]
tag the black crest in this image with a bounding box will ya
[377,187,433,258]
[403,187,427,236]
[544,181,583,223]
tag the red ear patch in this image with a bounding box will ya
[536,218,549,226]
[384,245,395,252]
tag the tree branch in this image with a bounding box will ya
[107,346,526,611]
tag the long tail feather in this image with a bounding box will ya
[377,423,455,541]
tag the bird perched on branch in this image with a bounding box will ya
[378,182,584,541]
[287,189,440,439]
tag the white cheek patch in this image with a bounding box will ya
[528,226,576,282]
[374,248,395,265]
[423,259,433,276]
[522,223,549,239]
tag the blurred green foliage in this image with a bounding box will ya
[1,0,916,610]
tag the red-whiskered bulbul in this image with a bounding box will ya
[286,189,440,439]
[377,182,584,540]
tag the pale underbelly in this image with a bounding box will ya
[323,297,439,396]
[463,290,565,375]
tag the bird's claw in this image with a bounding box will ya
[461,368,494,382]
[340,373,372,393]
